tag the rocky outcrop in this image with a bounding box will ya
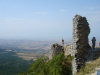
[73,15,91,70]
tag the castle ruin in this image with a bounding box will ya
[50,15,91,75]
[73,15,91,71]
[50,43,64,59]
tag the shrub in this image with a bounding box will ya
[19,53,73,75]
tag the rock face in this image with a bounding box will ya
[50,43,64,59]
[73,15,91,70]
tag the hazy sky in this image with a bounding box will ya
[0,0,100,41]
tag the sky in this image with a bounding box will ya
[0,0,100,41]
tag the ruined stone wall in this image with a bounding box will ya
[64,44,75,56]
[49,43,64,59]
[64,15,91,75]
[64,44,77,75]
[50,15,91,75]
[73,15,91,70]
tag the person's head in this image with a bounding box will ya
[93,36,95,39]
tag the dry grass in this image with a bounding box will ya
[77,48,100,75]
[16,52,44,60]
[77,57,100,75]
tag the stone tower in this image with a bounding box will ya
[73,15,91,70]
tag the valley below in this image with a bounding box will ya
[0,39,54,75]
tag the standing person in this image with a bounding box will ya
[92,37,96,50]
[99,42,100,47]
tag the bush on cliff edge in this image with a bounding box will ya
[18,53,73,75]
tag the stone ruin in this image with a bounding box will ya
[73,15,91,71]
[50,43,64,59]
[72,15,91,75]
[50,15,91,75]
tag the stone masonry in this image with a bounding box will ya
[50,15,91,75]
[50,43,64,59]
[73,15,91,71]
[64,44,75,56]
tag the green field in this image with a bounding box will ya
[0,49,32,75]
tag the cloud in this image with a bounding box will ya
[59,9,66,12]
[33,11,48,15]
[59,9,67,16]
